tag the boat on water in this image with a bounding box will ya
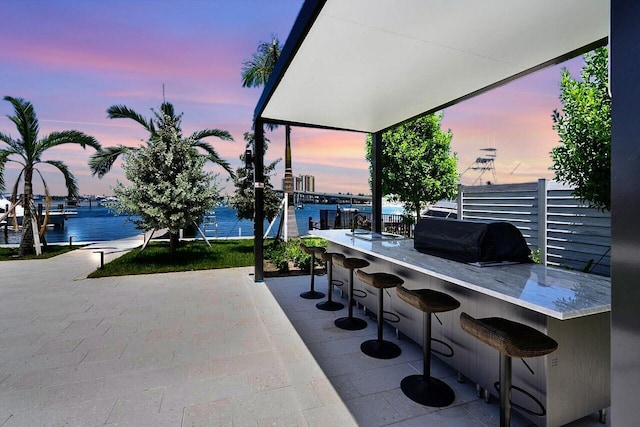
[95,196,119,206]
[0,197,77,227]
[1,198,24,226]
[420,200,457,219]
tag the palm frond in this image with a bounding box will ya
[204,151,235,178]
[0,150,11,192]
[42,160,79,197]
[107,105,154,133]
[241,36,282,88]
[89,145,129,178]
[41,130,101,152]
[3,96,39,154]
[189,129,234,143]
[243,132,270,154]
[192,140,234,175]
[160,102,176,118]
[0,131,14,144]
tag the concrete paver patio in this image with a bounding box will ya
[0,239,609,426]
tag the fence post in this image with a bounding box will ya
[537,179,548,265]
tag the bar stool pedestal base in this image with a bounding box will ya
[361,339,401,359]
[316,300,344,311]
[401,375,455,407]
[300,290,324,299]
[335,316,367,331]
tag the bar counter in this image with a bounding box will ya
[312,229,611,426]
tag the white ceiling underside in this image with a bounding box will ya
[260,0,609,133]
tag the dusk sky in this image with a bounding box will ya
[1,0,585,197]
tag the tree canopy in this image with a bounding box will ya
[365,113,458,220]
[551,47,611,211]
[89,102,234,179]
[0,96,101,255]
[230,132,282,222]
[112,112,219,251]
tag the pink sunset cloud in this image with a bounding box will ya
[1,1,593,198]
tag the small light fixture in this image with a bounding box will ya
[244,149,253,170]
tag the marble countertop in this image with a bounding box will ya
[312,230,611,320]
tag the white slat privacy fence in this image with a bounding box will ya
[458,179,610,276]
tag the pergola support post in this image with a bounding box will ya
[254,119,265,282]
[611,0,640,423]
[371,132,383,233]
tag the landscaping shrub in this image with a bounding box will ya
[264,237,327,273]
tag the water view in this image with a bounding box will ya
[1,202,403,245]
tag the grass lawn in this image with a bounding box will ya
[88,239,259,278]
[0,245,83,261]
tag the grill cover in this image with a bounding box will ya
[414,218,531,264]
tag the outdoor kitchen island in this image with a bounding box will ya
[312,229,611,427]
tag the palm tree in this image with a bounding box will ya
[89,101,234,179]
[242,35,299,237]
[0,96,101,256]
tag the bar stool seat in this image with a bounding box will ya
[460,312,558,427]
[316,252,345,311]
[356,270,403,359]
[299,244,325,300]
[333,256,370,330]
[396,285,460,407]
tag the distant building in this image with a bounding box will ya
[283,174,315,202]
[296,175,315,193]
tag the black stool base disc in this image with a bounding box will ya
[335,316,368,330]
[316,300,344,311]
[361,339,401,359]
[300,290,325,299]
[401,375,455,407]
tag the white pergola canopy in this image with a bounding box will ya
[253,2,640,424]
[256,0,608,133]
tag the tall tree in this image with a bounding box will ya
[365,113,458,220]
[89,102,234,179]
[551,47,611,211]
[112,111,220,251]
[0,96,101,255]
[242,35,299,236]
[230,132,282,222]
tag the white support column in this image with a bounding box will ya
[284,193,289,242]
[537,178,548,265]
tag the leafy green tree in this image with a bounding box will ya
[112,112,219,252]
[230,132,282,222]
[365,113,458,220]
[89,102,233,179]
[551,47,610,210]
[0,96,100,255]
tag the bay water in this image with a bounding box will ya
[1,203,402,245]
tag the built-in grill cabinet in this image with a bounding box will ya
[413,217,531,264]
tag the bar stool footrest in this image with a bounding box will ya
[383,311,400,323]
[353,289,367,299]
[430,337,455,358]
[401,375,455,407]
[494,381,547,417]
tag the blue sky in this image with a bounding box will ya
[1,0,584,196]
